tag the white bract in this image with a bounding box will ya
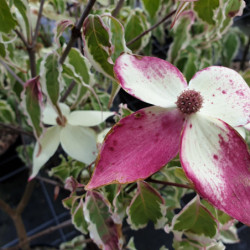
[30,103,114,179]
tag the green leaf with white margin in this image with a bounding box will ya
[166,196,218,242]
[16,144,33,165]
[219,0,245,34]
[112,185,126,224]
[141,0,162,21]
[126,181,167,230]
[13,0,31,40]
[219,226,239,244]
[207,242,226,250]
[49,155,85,183]
[126,237,136,250]
[72,198,88,234]
[201,200,232,225]
[0,100,15,123]
[125,8,150,52]
[21,76,44,139]
[168,11,195,63]
[60,235,86,250]
[200,199,239,244]
[193,0,220,25]
[102,14,130,62]
[82,15,115,81]
[62,48,95,106]
[84,191,123,249]
[63,47,94,86]
[172,239,200,250]
[221,29,240,67]
[55,19,74,47]
[63,195,88,234]
[40,52,62,107]
[0,0,16,33]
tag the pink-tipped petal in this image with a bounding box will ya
[180,114,250,225]
[189,66,250,127]
[86,107,185,190]
[114,54,187,108]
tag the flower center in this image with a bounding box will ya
[176,90,203,114]
[56,115,67,127]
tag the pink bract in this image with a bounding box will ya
[86,107,184,189]
[86,53,250,225]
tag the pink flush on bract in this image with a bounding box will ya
[86,53,250,225]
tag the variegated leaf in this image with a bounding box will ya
[126,181,167,230]
[102,14,130,62]
[49,155,85,183]
[84,191,123,250]
[193,0,220,25]
[166,196,218,243]
[218,0,245,34]
[82,15,115,81]
[63,195,88,234]
[55,19,74,47]
[62,47,94,86]
[21,76,44,139]
[40,52,62,107]
[0,100,15,123]
[72,198,88,234]
[60,235,86,250]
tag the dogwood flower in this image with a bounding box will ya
[30,103,114,179]
[86,54,250,225]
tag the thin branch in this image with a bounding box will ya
[18,219,73,247]
[13,215,31,250]
[15,29,37,77]
[126,9,176,46]
[0,58,25,86]
[27,48,37,77]
[0,122,34,137]
[240,34,250,71]
[111,0,125,17]
[3,220,76,250]
[148,178,193,189]
[60,80,77,102]
[76,0,96,31]
[15,29,30,49]
[59,0,97,65]
[0,199,15,218]
[16,180,36,215]
[32,0,46,45]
